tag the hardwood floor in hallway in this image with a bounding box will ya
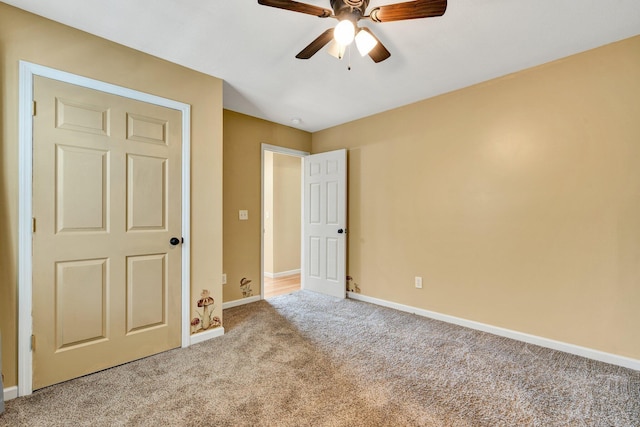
[264,274,301,298]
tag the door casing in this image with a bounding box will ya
[260,144,309,299]
[17,61,192,396]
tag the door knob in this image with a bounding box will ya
[337,229,344,234]
[169,237,182,246]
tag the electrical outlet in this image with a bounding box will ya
[415,276,423,289]
[239,210,249,220]
[222,273,227,285]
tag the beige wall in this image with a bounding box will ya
[272,153,302,274]
[264,151,275,273]
[264,151,302,274]
[313,35,640,360]
[264,153,301,275]
[0,4,223,388]
[223,111,311,302]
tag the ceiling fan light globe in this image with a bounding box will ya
[355,29,378,56]
[327,40,346,60]
[334,20,355,45]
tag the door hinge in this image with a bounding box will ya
[31,334,36,351]
[32,100,36,116]
[32,217,36,233]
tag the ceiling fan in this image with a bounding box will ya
[257,0,447,63]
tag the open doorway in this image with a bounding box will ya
[261,145,308,299]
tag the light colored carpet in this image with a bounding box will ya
[2,290,639,426]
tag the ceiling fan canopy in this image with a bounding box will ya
[257,0,447,63]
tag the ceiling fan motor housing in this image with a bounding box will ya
[331,0,369,20]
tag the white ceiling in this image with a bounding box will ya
[5,0,640,132]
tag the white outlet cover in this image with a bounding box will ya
[239,210,249,220]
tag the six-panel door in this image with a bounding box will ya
[32,77,182,389]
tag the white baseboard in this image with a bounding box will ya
[222,295,261,310]
[347,292,640,371]
[3,385,18,401]
[190,326,225,345]
[263,269,300,279]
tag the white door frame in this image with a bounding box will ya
[260,144,309,299]
[17,61,192,396]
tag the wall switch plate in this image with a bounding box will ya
[415,276,423,289]
[239,210,249,220]
[222,273,227,285]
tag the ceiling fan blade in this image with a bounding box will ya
[369,0,447,23]
[257,0,332,18]
[296,28,335,59]
[360,28,391,63]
